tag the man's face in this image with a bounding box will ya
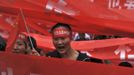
[52,27,72,54]
[13,39,27,54]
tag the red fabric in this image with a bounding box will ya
[5,15,21,53]
[0,52,133,75]
[0,0,134,37]
[31,34,134,64]
[0,14,14,31]
[27,19,51,35]
[31,34,134,51]
[5,24,19,53]
[0,0,134,69]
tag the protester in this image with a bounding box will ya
[46,23,103,63]
[74,32,90,41]
[13,34,40,56]
[13,34,28,54]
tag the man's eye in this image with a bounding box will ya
[61,38,65,40]
[54,37,65,41]
[54,38,58,41]
[18,43,23,45]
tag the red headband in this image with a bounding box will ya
[53,27,71,38]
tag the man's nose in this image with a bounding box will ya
[14,44,17,49]
[57,40,64,44]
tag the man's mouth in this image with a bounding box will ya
[57,46,66,54]
[13,49,20,53]
[58,46,65,49]
[58,49,66,54]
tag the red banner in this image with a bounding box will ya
[0,1,134,74]
[0,0,134,37]
[31,34,134,65]
[0,52,133,75]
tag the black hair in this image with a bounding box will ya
[23,41,28,49]
[51,23,72,33]
[118,61,133,68]
[27,36,41,53]
[0,36,6,51]
[27,36,37,49]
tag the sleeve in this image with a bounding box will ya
[89,57,103,63]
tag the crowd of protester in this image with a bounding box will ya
[73,32,122,41]
[0,23,132,68]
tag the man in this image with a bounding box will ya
[46,23,103,63]
[74,32,90,41]
[13,34,40,56]
[13,34,28,54]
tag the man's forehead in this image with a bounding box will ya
[53,26,69,31]
[53,27,71,38]
[54,27,70,32]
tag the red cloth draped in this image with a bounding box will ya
[0,0,134,36]
[0,0,134,74]
[0,52,133,75]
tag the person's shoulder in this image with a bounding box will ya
[77,51,91,61]
[78,51,103,63]
[46,50,61,58]
[46,50,57,56]
[89,57,103,63]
